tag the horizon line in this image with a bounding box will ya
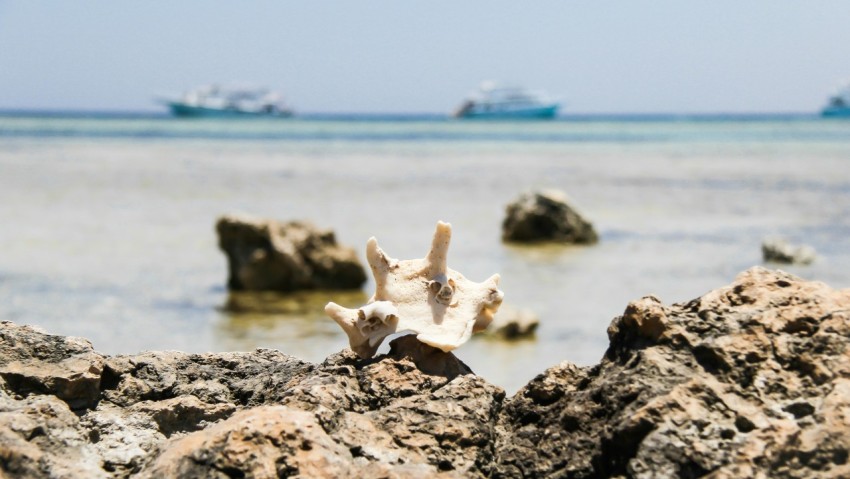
[0,108,822,119]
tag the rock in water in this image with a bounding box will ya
[502,190,599,244]
[325,221,504,357]
[762,236,816,265]
[216,214,367,292]
[486,304,539,339]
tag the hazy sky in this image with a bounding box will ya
[1,1,848,114]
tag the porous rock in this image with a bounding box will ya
[0,321,104,410]
[3,267,850,478]
[0,322,502,478]
[493,267,850,478]
[216,214,367,292]
[502,190,598,244]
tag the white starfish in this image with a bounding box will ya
[325,221,504,358]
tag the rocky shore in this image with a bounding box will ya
[2,267,848,478]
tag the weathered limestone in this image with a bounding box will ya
[0,323,104,410]
[494,268,850,478]
[2,267,850,478]
[216,214,367,292]
[502,190,598,244]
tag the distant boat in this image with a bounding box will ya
[453,82,559,119]
[822,83,850,118]
[158,84,293,118]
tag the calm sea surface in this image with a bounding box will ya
[1,113,849,392]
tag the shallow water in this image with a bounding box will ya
[1,115,849,393]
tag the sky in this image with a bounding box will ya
[0,1,848,114]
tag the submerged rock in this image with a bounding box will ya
[3,267,850,478]
[502,190,598,244]
[485,304,539,339]
[216,214,368,292]
[762,236,817,265]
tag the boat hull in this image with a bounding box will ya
[168,103,293,118]
[822,106,850,118]
[455,104,559,120]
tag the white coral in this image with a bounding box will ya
[325,221,504,358]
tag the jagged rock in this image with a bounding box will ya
[0,322,502,478]
[99,348,312,408]
[502,190,598,244]
[138,406,357,478]
[762,237,817,265]
[0,392,106,478]
[493,267,850,478]
[0,322,104,410]
[142,335,499,478]
[3,268,850,478]
[216,214,368,292]
[272,335,504,477]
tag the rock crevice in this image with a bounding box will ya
[2,267,849,478]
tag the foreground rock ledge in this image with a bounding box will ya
[2,268,849,478]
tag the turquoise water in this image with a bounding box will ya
[1,113,849,392]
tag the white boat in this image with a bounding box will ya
[822,83,850,118]
[159,84,293,118]
[453,82,560,119]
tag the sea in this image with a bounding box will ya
[1,112,849,393]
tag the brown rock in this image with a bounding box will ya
[486,305,539,339]
[138,406,355,479]
[0,392,105,478]
[0,321,104,410]
[493,267,850,478]
[275,338,505,477]
[128,395,236,437]
[3,267,850,478]
[216,214,368,292]
[502,190,598,244]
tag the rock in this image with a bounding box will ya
[216,214,368,292]
[3,267,850,478]
[272,336,504,477]
[0,321,104,410]
[0,393,106,478]
[0,321,315,478]
[384,334,475,378]
[0,322,502,478]
[762,237,817,265]
[137,406,358,479]
[99,348,313,408]
[486,305,539,339]
[493,267,850,478]
[502,190,598,244]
